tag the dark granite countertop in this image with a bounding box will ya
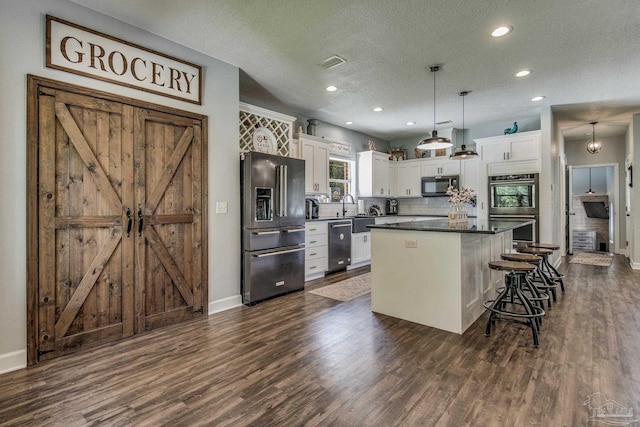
[368,218,534,234]
[305,214,476,222]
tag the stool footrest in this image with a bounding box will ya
[483,301,546,318]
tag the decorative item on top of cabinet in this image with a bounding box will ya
[503,121,518,134]
[239,102,296,157]
[388,148,406,161]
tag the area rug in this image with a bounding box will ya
[569,252,613,267]
[308,272,371,301]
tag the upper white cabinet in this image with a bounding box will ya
[357,151,390,197]
[476,130,540,162]
[396,161,422,197]
[388,163,398,198]
[421,158,461,177]
[300,135,329,194]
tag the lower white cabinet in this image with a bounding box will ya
[350,232,371,267]
[305,222,328,280]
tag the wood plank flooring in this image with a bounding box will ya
[2,256,640,426]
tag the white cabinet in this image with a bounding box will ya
[350,232,371,267]
[396,161,422,197]
[305,222,328,280]
[421,158,461,177]
[300,136,329,194]
[475,131,541,175]
[388,163,398,198]
[460,157,489,220]
[357,151,390,197]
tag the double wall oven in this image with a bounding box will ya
[489,173,539,244]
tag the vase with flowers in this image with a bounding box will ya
[446,186,473,223]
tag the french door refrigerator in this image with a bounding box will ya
[241,151,306,304]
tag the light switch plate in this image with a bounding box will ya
[216,201,228,214]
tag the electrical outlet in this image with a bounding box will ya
[216,202,228,214]
[405,240,418,248]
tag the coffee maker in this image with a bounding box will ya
[386,199,398,215]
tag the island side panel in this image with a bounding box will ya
[370,229,463,334]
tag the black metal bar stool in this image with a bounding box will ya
[527,242,565,292]
[500,252,551,311]
[484,260,545,347]
[516,247,559,302]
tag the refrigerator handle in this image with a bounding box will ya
[282,165,288,217]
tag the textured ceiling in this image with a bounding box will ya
[70,0,640,142]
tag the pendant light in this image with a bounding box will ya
[416,65,453,150]
[450,91,478,160]
[586,121,602,154]
[586,168,595,194]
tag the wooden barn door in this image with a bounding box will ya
[28,76,207,364]
[134,109,205,332]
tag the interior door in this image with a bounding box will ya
[566,165,574,255]
[36,87,135,361]
[134,109,204,332]
[29,76,207,364]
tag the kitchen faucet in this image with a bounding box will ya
[342,194,355,217]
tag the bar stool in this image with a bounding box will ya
[484,260,545,347]
[500,253,551,311]
[517,247,559,302]
[527,243,565,292]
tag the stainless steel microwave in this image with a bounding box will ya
[421,175,459,197]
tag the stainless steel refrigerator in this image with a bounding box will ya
[241,151,306,304]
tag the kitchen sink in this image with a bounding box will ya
[352,216,375,233]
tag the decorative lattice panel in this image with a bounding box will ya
[239,110,292,157]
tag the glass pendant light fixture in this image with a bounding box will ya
[416,65,453,150]
[586,168,595,194]
[586,121,602,154]
[450,91,478,160]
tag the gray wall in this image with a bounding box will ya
[0,0,239,370]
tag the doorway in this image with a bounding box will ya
[27,76,208,365]
[566,164,619,254]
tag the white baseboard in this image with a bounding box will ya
[629,257,640,270]
[208,294,243,314]
[348,260,371,270]
[0,349,27,375]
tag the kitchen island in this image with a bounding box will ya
[368,219,532,334]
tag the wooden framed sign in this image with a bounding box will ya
[46,15,202,104]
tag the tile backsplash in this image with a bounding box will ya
[312,196,476,218]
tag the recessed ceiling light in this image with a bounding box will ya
[531,96,545,102]
[373,107,383,112]
[406,121,416,126]
[516,70,531,77]
[491,25,512,37]
[345,121,353,125]
[326,85,337,92]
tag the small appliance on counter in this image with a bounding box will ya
[386,199,398,215]
[369,205,383,216]
[305,198,319,219]
[357,199,366,215]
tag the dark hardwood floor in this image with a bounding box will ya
[1,257,639,426]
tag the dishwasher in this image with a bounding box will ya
[327,220,352,273]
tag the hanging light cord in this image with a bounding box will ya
[461,92,465,146]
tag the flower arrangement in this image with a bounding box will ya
[446,186,473,206]
[446,186,473,223]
